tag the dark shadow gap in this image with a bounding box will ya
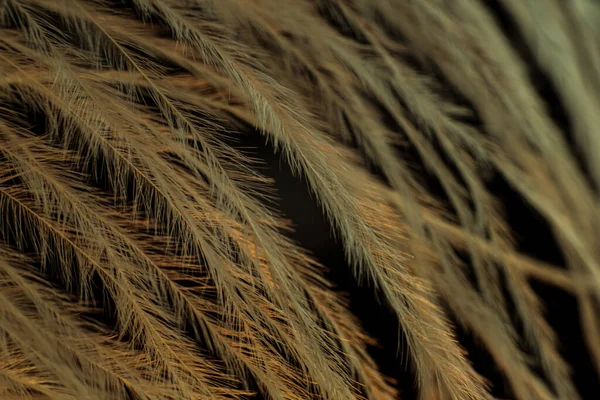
[226,123,418,399]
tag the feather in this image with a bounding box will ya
[0,0,598,399]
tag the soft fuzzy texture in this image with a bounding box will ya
[0,0,598,399]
